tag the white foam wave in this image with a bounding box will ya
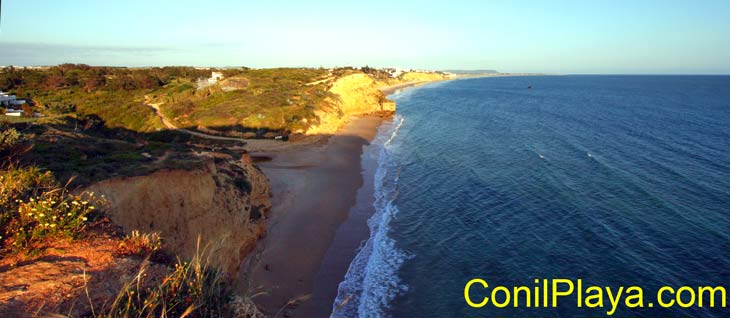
[331,115,410,318]
[384,117,405,147]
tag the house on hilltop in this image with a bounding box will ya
[209,71,224,83]
[196,71,226,89]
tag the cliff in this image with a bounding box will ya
[400,71,452,82]
[85,156,270,277]
[306,73,395,135]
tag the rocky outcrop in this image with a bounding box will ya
[306,73,394,135]
[85,157,270,277]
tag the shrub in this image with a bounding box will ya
[249,205,263,222]
[0,167,58,243]
[0,126,21,148]
[7,191,100,252]
[233,177,251,194]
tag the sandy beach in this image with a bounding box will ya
[239,115,385,317]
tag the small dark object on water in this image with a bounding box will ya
[528,85,533,89]
[265,264,271,271]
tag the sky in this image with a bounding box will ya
[1,0,729,74]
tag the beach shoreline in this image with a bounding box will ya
[239,115,385,317]
[240,81,444,317]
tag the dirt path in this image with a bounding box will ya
[143,96,246,142]
[305,77,334,86]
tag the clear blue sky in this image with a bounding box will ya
[1,0,729,74]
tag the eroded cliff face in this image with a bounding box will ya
[306,73,395,135]
[86,157,270,277]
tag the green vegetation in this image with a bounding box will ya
[158,68,335,134]
[10,191,99,253]
[1,65,264,317]
[4,117,211,186]
[1,64,214,132]
[1,65,343,136]
[0,127,100,254]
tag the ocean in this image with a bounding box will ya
[333,75,730,317]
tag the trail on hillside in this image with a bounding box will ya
[143,96,246,142]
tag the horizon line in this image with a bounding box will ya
[1,64,729,76]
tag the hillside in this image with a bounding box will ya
[0,64,450,317]
[1,115,268,317]
[2,65,449,139]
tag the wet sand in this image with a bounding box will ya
[241,116,384,317]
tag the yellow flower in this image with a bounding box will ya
[82,217,88,221]
[82,201,88,205]
[44,223,50,227]
[67,213,72,216]
[39,213,45,217]
[72,201,80,206]
[50,224,57,228]
[27,213,33,217]
[89,206,95,210]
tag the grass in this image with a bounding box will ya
[98,239,259,318]
[117,230,163,257]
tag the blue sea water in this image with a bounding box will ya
[333,75,730,317]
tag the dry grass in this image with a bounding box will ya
[98,238,261,318]
[117,230,163,257]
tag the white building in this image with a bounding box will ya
[0,91,26,107]
[4,110,23,117]
[209,71,224,83]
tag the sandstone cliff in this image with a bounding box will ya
[306,73,395,135]
[86,156,270,277]
[400,71,452,82]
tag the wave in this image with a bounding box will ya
[384,117,405,147]
[331,115,410,318]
